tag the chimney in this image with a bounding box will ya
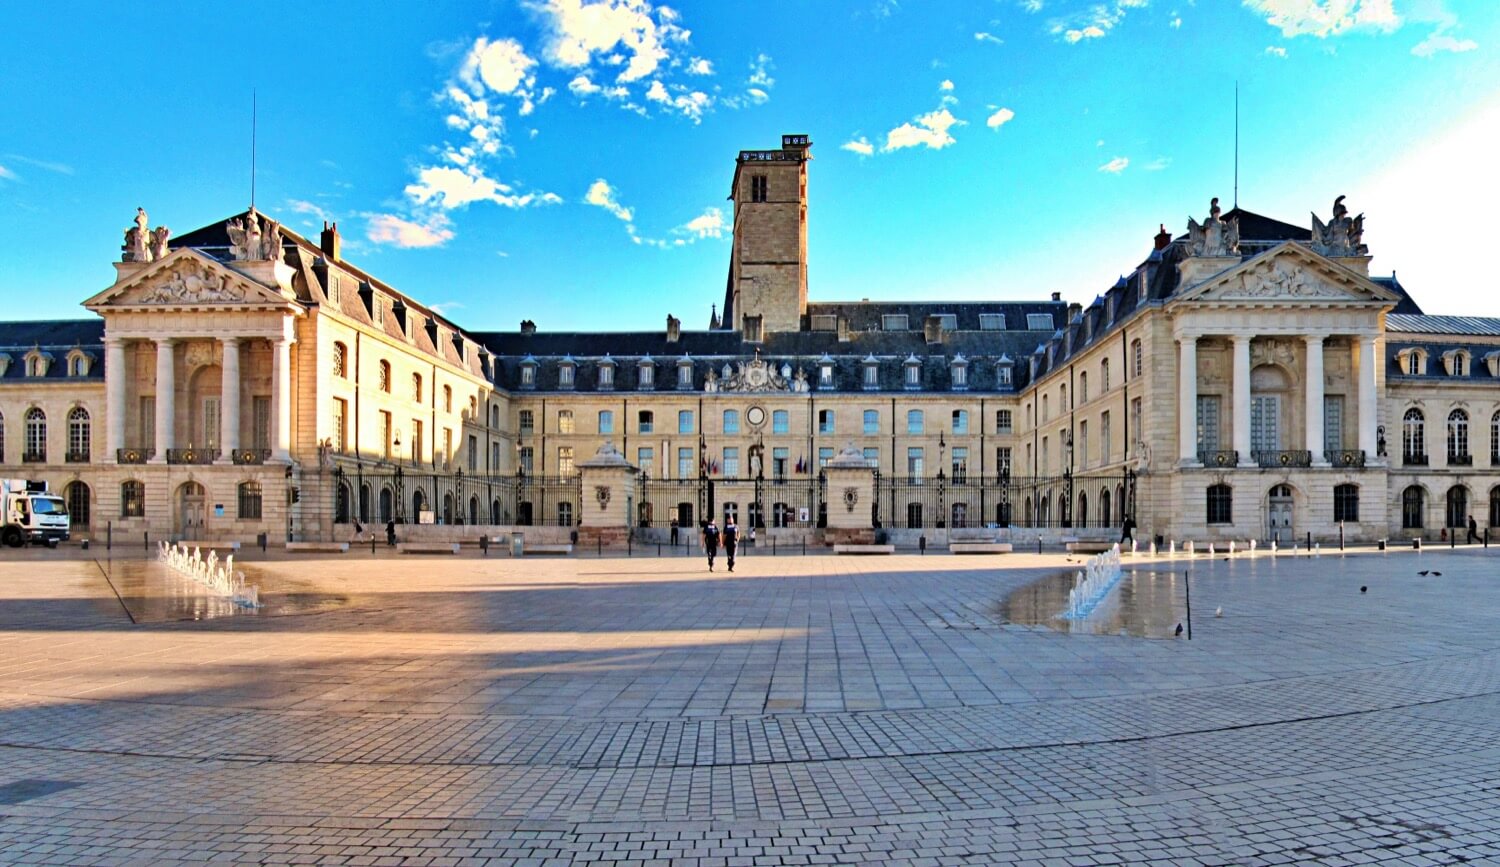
[1050,291,1062,302]
[321,221,341,261]
[837,316,851,342]
[1067,302,1083,322]
[1154,223,1171,251]
[519,319,537,335]
[666,314,681,343]
[923,315,945,344]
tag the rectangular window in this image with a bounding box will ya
[558,446,575,477]
[333,398,348,452]
[678,364,693,388]
[1100,411,1111,465]
[519,410,535,436]
[1197,395,1221,454]
[810,314,837,331]
[907,410,924,435]
[139,396,155,451]
[907,447,924,477]
[979,313,1006,331]
[678,447,692,479]
[468,434,478,472]
[411,420,423,464]
[819,365,834,388]
[750,174,768,202]
[202,397,221,450]
[1027,313,1054,330]
[863,447,879,468]
[238,483,263,520]
[380,411,392,459]
[952,364,967,388]
[491,441,499,471]
[1042,437,1049,474]
[818,447,833,468]
[519,446,534,474]
[998,365,1013,386]
[558,410,574,434]
[1079,422,1088,469]
[863,409,879,435]
[599,365,614,389]
[952,410,968,434]
[723,410,739,434]
[863,364,879,389]
[678,410,694,434]
[639,364,654,388]
[743,315,763,343]
[637,447,654,478]
[1251,395,1281,454]
[121,481,144,518]
[1130,397,1142,457]
[996,409,1013,433]
[598,410,614,434]
[951,446,968,482]
[773,410,789,434]
[818,409,834,434]
[443,428,453,465]
[1206,485,1233,525]
[638,411,654,433]
[253,397,271,451]
[520,365,535,387]
[882,314,909,331]
[1334,484,1360,522]
[996,446,1012,476]
[904,364,921,387]
[558,365,575,389]
[723,447,740,478]
[1324,396,1344,455]
[773,447,789,478]
[935,314,958,331]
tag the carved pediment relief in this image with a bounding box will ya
[1183,244,1397,306]
[85,249,295,311]
[134,262,247,304]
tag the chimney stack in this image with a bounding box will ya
[666,314,681,343]
[321,221,341,261]
[1154,223,1171,251]
[1050,291,1062,302]
[520,319,536,335]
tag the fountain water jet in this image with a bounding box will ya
[157,541,259,608]
[1061,544,1124,620]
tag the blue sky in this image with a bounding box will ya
[2,0,1496,330]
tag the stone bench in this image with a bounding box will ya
[180,540,241,551]
[949,542,1014,554]
[397,542,460,555]
[833,544,895,555]
[521,543,573,555]
[285,542,349,554]
[1064,539,1115,554]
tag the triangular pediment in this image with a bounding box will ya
[1179,242,1399,306]
[83,249,300,312]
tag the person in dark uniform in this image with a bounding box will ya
[385,519,397,547]
[702,520,720,571]
[1119,514,1136,545]
[1468,514,1480,544]
[723,517,738,572]
[670,518,679,546]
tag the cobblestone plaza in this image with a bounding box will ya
[3,547,1500,865]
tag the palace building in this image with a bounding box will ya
[2,133,1495,547]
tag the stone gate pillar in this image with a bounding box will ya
[823,443,876,546]
[577,442,638,549]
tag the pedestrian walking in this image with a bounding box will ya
[1468,514,1480,545]
[702,520,720,571]
[723,517,738,572]
[670,518,679,546]
[385,519,397,547]
[1120,514,1136,545]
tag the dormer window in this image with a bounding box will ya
[519,356,538,389]
[1397,348,1427,376]
[676,357,693,389]
[979,314,1006,331]
[23,350,52,378]
[66,349,93,377]
[862,355,880,390]
[1485,352,1500,377]
[1443,349,1470,377]
[818,354,834,389]
[638,357,655,389]
[882,314,909,332]
[1027,313,1054,330]
[598,356,615,390]
[903,354,922,389]
[996,355,1015,388]
[558,357,576,390]
[950,353,969,390]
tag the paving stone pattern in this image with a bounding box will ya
[1,548,1499,864]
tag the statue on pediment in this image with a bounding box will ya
[150,226,172,261]
[792,366,809,393]
[226,207,285,261]
[122,207,172,263]
[704,368,719,393]
[1186,197,1240,257]
[1311,195,1367,257]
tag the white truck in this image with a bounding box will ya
[1,479,70,548]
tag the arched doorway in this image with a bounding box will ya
[378,487,393,523]
[1267,483,1293,544]
[1250,364,1290,461]
[1076,492,1087,529]
[336,483,351,524]
[1099,488,1111,528]
[186,363,224,455]
[1446,485,1468,530]
[176,481,206,537]
[65,481,91,530]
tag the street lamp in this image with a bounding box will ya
[1063,429,1075,529]
[393,428,405,524]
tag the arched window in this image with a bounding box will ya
[442,492,453,525]
[67,406,90,461]
[238,482,263,519]
[1402,408,1426,463]
[1206,483,1232,525]
[412,488,427,520]
[24,407,46,461]
[1077,492,1088,528]
[1131,339,1143,378]
[1334,483,1359,522]
[490,498,501,524]
[1448,409,1470,463]
[120,480,145,518]
[468,496,479,526]
[332,342,348,378]
[360,483,371,524]
[411,373,423,403]
[1099,488,1111,527]
[907,410,924,434]
[1491,411,1500,464]
[336,483,351,523]
[490,404,500,428]
[1490,487,1500,529]
[1079,372,1088,403]
[1101,358,1110,391]
[65,481,91,529]
[1446,486,1468,529]
[379,487,393,522]
[1402,486,1424,529]
[378,360,391,392]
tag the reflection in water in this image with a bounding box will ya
[97,559,347,623]
[998,569,1186,639]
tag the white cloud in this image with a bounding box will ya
[2,153,73,175]
[1052,0,1145,43]
[1142,156,1171,171]
[986,107,1016,129]
[975,31,1004,44]
[405,165,560,210]
[687,57,714,74]
[1412,31,1477,56]
[644,79,713,121]
[568,74,602,96]
[1098,156,1129,173]
[366,213,455,248]
[746,87,769,104]
[540,0,690,83]
[287,199,332,222]
[680,207,726,238]
[1021,0,1043,11]
[0,164,15,182]
[459,37,537,95]
[1242,0,1400,38]
[884,108,963,152]
[1066,25,1106,42]
[842,137,875,156]
[939,79,955,91]
[429,301,465,316]
[1170,16,1182,28]
[1265,45,1288,56]
[748,53,775,88]
[585,178,634,222]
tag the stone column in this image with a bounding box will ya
[1357,334,1378,460]
[150,338,174,463]
[105,337,127,462]
[823,445,877,546]
[271,337,292,462]
[217,338,241,464]
[1178,335,1199,465]
[1232,335,1252,466]
[1305,336,1327,466]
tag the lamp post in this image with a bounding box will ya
[393,428,405,524]
[1063,428,1075,529]
[937,432,947,529]
[698,431,708,527]
[515,438,525,526]
[334,465,346,529]
[454,466,464,524]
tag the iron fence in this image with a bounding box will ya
[330,465,581,527]
[636,475,826,530]
[874,472,1137,530]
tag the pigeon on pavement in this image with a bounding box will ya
[1174,623,1184,636]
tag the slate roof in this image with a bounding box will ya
[1385,314,1499,336]
[0,319,106,382]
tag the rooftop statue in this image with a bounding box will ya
[1186,197,1240,257]
[1311,195,1367,257]
[122,207,172,263]
[226,207,285,262]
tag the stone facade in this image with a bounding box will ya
[0,140,1493,547]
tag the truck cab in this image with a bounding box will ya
[1,479,70,548]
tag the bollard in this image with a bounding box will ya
[1306,531,1312,551]
[1414,537,1422,551]
[658,543,662,557]
[597,537,602,557]
[920,535,927,555]
[1037,536,1042,555]
[1451,529,1456,549]
[1314,542,1321,557]
[1340,522,1345,551]
[480,535,489,557]
[1487,527,1491,548]
[144,530,149,551]
[1378,539,1386,551]
[107,521,112,551]
[773,538,777,556]
[801,538,805,557]
[371,534,376,555]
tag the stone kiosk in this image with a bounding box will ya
[822,443,876,546]
[577,443,638,549]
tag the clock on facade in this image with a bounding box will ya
[746,406,767,428]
